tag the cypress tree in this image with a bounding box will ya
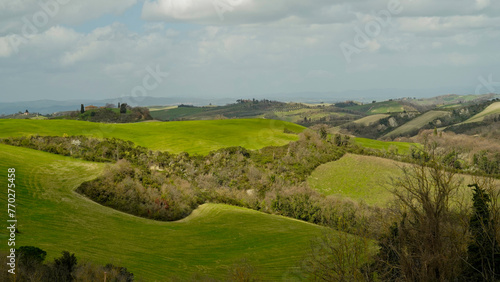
[466,183,500,281]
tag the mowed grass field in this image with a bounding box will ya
[0,144,329,280]
[383,111,450,138]
[352,114,390,126]
[346,101,410,114]
[308,154,400,206]
[463,102,500,124]
[0,119,304,155]
[354,137,417,155]
[149,106,213,120]
[308,154,497,208]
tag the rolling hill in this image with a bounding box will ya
[462,101,500,124]
[149,102,362,128]
[0,144,333,280]
[308,153,495,208]
[354,138,417,154]
[0,119,304,155]
[352,114,390,126]
[383,110,450,138]
[345,100,415,114]
[308,154,400,206]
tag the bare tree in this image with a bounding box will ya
[302,228,372,281]
[383,146,468,281]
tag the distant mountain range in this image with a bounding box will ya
[0,97,235,115]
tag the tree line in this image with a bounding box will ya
[0,246,133,282]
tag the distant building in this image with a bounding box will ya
[85,105,98,111]
[24,110,29,116]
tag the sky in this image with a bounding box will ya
[0,0,500,103]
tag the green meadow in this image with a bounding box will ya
[308,154,492,208]
[308,154,401,206]
[149,106,213,120]
[354,137,417,155]
[0,119,304,155]
[346,101,410,114]
[463,101,500,124]
[0,144,330,280]
[352,114,390,126]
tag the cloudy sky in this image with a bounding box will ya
[0,0,499,103]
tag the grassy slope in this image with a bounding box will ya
[346,101,408,114]
[0,144,327,280]
[150,104,359,125]
[150,107,212,120]
[383,111,450,138]
[308,154,494,208]
[354,137,417,154]
[415,94,496,107]
[0,119,304,155]
[149,106,177,112]
[308,154,400,206]
[352,114,390,126]
[463,102,500,124]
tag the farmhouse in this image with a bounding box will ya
[85,105,98,111]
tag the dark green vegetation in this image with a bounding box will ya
[465,184,500,281]
[0,247,134,282]
[54,103,154,123]
[75,106,152,123]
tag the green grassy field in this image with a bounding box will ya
[463,102,500,124]
[150,106,213,120]
[352,114,390,126]
[308,154,401,206]
[415,94,495,107]
[0,144,332,280]
[308,154,494,208]
[354,137,417,154]
[0,119,304,155]
[148,106,178,112]
[346,101,411,114]
[383,111,450,138]
[273,108,353,124]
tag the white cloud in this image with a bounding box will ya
[1,0,500,102]
[447,53,478,66]
[141,0,353,24]
[476,0,491,10]
[0,36,13,57]
[0,0,137,34]
[307,69,336,79]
